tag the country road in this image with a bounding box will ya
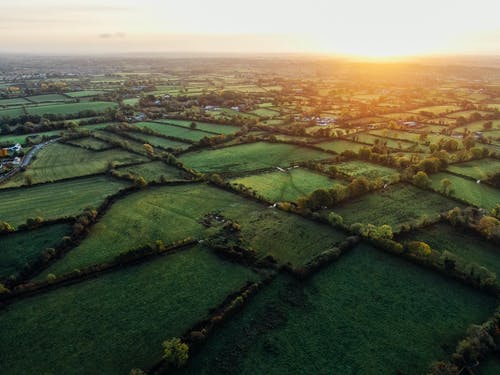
[0,138,61,183]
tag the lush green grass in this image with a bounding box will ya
[65,137,114,150]
[115,161,186,182]
[0,245,260,374]
[1,143,146,188]
[0,129,65,146]
[398,223,500,278]
[93,130,157,155]
[179,243,498,375]
[429,172,499,210]
[125,131,191,150]
[333,160,399,181]
[26,102,117,117]
[39,184,345,276]
[334,184,461,230]
[158,119,240,134]
[479,356,500,375]
[230,168,344,202]
[454,119,500,132]
[0,223,71,280]
[447,159,500,180]
[64,90,105,98]
[349,133,415,150]
[248,108,280,117]
[134,122,214,141]
[0,107,26,120]
[26,94,70,103]
[0,97,31,107]
[409,105,461,115]
[0,176,129,227]
[179,142,332,175]
[316,139,366,153]
[369,129,422,142]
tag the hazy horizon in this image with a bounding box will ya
[2,0,500,58]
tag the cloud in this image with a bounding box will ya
[98,32,126,39]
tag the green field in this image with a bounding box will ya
[179,142,332,175]
[248,108,280,117]
[179,243,497,375]
[0,223,71,280]
[134,122,214,141]
[39,184,345,277]
[93,130,157,155]
[333,160,400,181]
[429,172,499,210]
[26,94,70,103]
[64,90,105,98]
[1,143,146,188]
[125,131,191,150]
[409,105,461,115]
[25,102,117,117]
[158,119,241,135]
[65,137,114,150]
[0,245,260,374]
[479,356,500,375]
[369,129,422,142]
[447,159,500,180]
[0,107,26,120]
[115,161,186,182]
[0,176,129,227]
[316,140,367,153]
[0,129,64,146]
[230,168,344,202]
[334,184,461,230]
[0,97,31,107]
[349,133,415,150]
[398,223,500,278]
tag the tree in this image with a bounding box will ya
[162,338,189,368]
[143,143,154,157]
[483,121,493,131]
[412,171,431,189]
[407,241,432,257]
[0,221,14,234]
[439,178,454,196]
[347,177,370,197]
[190,122,197,129]
[477,216,500,239]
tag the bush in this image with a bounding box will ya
[162,338,189,368]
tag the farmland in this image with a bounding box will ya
[332,160,400,181]
[179,243,497,375]
[179,142,332,174]
[230,168,344,202]
[446,159,500,180]
[134,122,215,141]
[0,176,129,227]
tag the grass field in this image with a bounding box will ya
[115,161,186,182]
[369,129,422,142]
[25,102,117,117]
[65,137,114,150]
[134,122,214,141]
[0,107,26,120]
[125,131,191,150]
[428,172,499,210]
[1,143,146,188]
[93,130,158,155]
[333,184,461,230]
[447,159,500,180]
[0,223,71,280]
[0,129,64,146]
[230,168,344,202]
[479,356,500,375]
[248,108,280,117]
[64,90,105,98]
[39,184,345,276]
[0,176,129,227]
[158,119,240,135]
[179,243,497,375]
[0,97,31,107]
[454,119,500,132]
[0,245,260,374]
[316,140,366,153]
[398,223,500,278]
[179,142,332,175]
[26,94,70,103]
[332,160,400,181]
[409,105,461,115]
[349,133,415,150]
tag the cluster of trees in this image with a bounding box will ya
[446,207,500,243]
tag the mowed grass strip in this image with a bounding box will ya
[0,176,130,227]
[65,137,114,150]
[1,143,146,188]
[26,102,117,117]
[39,184,345,277]
[429,172,499,210]
[332,160,399,181]
[134,122,214,142]
[333,183,462,230]
[124,131,191,150]
[178,243,498,375]
[0,245,260,375]
[179,142,332,175]
[398,223,500,278]
[316,139,366,153]
[157,119,241,135]
[0,223,71,280]
[230,168,344,202]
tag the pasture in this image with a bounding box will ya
[115,161,186,182]
[0,245,260,374]
[316,139,366,153]
[0,176,129,227]
[333,184,461,230]
[64,90,105,98]
[65,137,114,150]
[332,160,399,181]
[179,243,497,375]
[134,122,213,142]
[26,102,118,117]
[446,158,500,180]
[0,223,71,280]
[179,142,332,175]
[125,131,191,151]
[39,183,346,276]
[429,172,499,210]
[158,119,241,135]
[1,143,146,188]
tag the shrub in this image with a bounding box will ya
[162,338,189,368]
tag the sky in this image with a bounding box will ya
[1,0,500,57]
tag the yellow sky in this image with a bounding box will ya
[1,0,499,57]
